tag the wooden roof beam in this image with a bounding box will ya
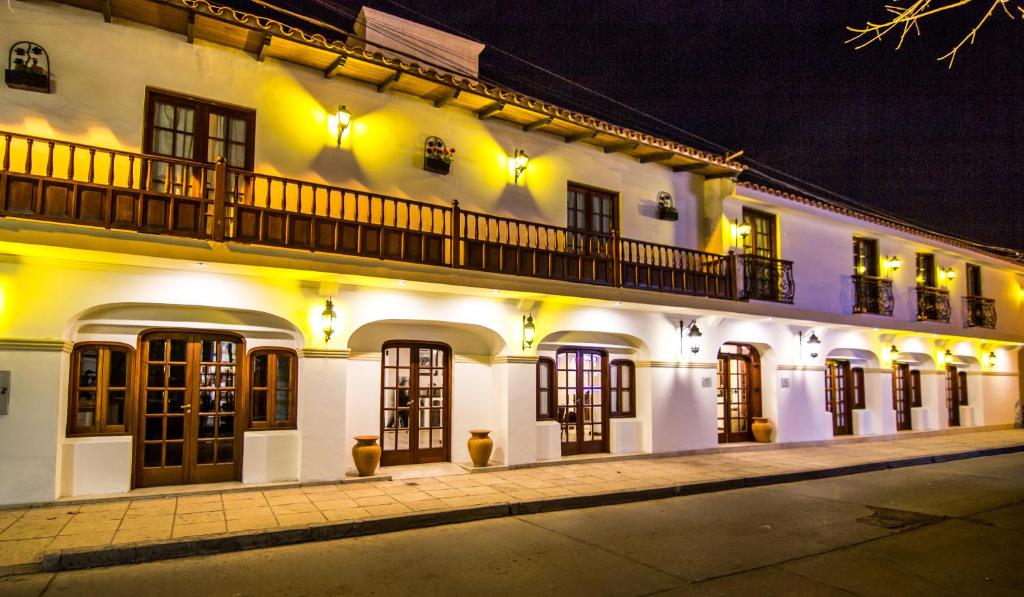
[323,55,346,78]
[256,34,271,62]
[376,71,401,93]
[638,151,676,164]
[433,88,461,108]
[476,102,504,120]
[564,131,598,144]
[101,0,112,23]
[603,141,639,154]
[673,163,705,173]
[186,11,196,44]
[523,117,553,132]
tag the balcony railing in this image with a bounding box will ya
[916,286,951,323]
[0,130,735,300]
[852,275,894,316]
[736,254,795,304]
[964,295,997,329]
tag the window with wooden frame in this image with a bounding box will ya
[68,343,133,436]
[742,208,777,259]
[249,349,298,429]
[609,359,636,418]
[567,185,617,237]
[958,371,969,406]
[966,264,983,297]
[851,367,866,409]
[915,253,936,287]
[853,238,879,276]
[910,370,922,407]
[536,357,555,420]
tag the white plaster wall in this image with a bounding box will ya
[297,357,346,482]
[60,435,131,497]
[776,368,831,443]
[242,430,300,484]
[609,419,643,453]
[648,366,717,452]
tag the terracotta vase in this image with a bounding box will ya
[751,417,773,443]
[467,429,493,467]
[352,435,381,477]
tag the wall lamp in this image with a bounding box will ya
[513,149,529,183]
[943,349,954,365]
[680,320,703,355]
[939,267,956,283]
[884,255,903,272]
[522,314,536,350]
[985,351,997,368]
[734,219,752,243]
[321,298,337,342]
[335,105,352,146]
[800,331,821,358]
[889,344,900,362]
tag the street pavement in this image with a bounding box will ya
[1,451,1021,596]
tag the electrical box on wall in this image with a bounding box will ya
[0,371,10,415]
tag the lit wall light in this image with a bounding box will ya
[513,149,529,183]
[522,314,536,350]
[889,344,900,363]
[943,267,956,282]
[321,298,337,342]
[943,349,954,365]
[335,105,352,146]
[884,255,902,278]
[985,351,997,368]
[800,331,821,359]
[680,320,702,355]
[734,219,751,249]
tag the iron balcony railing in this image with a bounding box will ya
[916,285,951,323]
[852,275,894,316]
[0,130,737,301]
[736,254,795,304]
[964,295,997,329]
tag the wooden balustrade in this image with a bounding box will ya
[0,130,744,301]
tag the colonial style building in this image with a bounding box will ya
[0,0,1020,506]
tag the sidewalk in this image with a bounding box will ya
[1,428,1021,576]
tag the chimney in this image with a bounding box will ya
[350,7,485,79]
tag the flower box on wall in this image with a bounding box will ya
[656,192,678,221]
[423,136,454,175]
[5,42,51,94]
[424,155,451,175]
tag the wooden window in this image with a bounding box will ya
[68,343,133,436]
[958,371,969,406]
[537,357,555,420]
[916,253,936,287]
[248,349,297,429]
[910,370,922,407]
[851,367,866,409]
[966,264,982,297]
[567,185,617,237]
[609,359,635,418]
[853,238,879,276]
[742,208,777,259]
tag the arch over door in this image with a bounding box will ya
[137,331,243,487]
[380,342,451,466]
[555,347,608,455]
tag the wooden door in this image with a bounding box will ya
[567,186,616,284]
[945,366,961,427]
[717,354,753,442]
[556,348,608,455]
[743,208,777,259]
[826,360,853,436]
[137,332,243,487]
[380,342,450,466]
[892,363,913,431]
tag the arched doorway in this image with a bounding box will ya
[825,360,858,436]
[556,347,609,455]
[136,330,244,487]
[380,341,451,466]
[717,343,762,443]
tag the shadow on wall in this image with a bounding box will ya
[825,348,880,368]
[346,319,506,357]
[537,330,650,360]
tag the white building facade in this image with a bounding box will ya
[0,0,1021,506]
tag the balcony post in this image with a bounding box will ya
[212,156,227,242]
[450,199,461,268]
[612,228,621,287]
[728,250,740,300]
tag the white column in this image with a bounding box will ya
[775,365,830,443]
[491,356,537,466]
[864,368,896,435]
[297,348,348,483]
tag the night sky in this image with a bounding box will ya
[242,0,1023,252]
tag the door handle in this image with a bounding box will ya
[181,405,192,413]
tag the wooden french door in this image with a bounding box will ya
[555,348,608,455]
[567,186,617,285]
[717,344,760,443]
[380,342,450,466]
[136,332,243,487]
[945,366,961,427]
[825,360,853,436]
[892,363,913,431]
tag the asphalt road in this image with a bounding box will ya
[2,453,1022,596]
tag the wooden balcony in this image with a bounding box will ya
[0,131,736,301]
[736,254,795,304]
[916,286,951,323]
[964,295,997,329]
[852,275,894,316]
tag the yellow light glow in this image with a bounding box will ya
[856,264,866,274]
[885,256,903,271]
[945,268,956,281]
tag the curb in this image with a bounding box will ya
[21,442,1024,575]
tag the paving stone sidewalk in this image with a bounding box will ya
[1,428,1021,575]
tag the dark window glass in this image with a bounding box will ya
[68,344,133,435]
[249,349,297,429]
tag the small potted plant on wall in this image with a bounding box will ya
[5,42,51,94]
[424,136,455,175]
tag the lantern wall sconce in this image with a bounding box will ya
[335,105,352,146]
[522,314,536,350]
[680,320,702,355]
[5,41,51,94]
[939,267,956,283]
[321,298,337,342]
[943,349,954,365]
[889,344,900,362]
[884,255,903,274]
[985,351,997,368]
[423,136,455,175]
[513,149,529,183]
[734,219,751,248]
[800,331,821,359]
[656,192,678,221]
